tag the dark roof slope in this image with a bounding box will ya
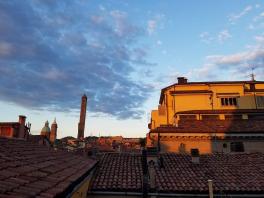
[150,120,264,133]
[0,137,97,198]
[176,109,264,114]
[90,153,264,195]
[154,153,264,194]
[91,153,142,192]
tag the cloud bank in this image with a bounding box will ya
[0,1,153,119]
[189,46,264,81]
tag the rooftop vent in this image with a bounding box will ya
[191,148,200,164]
[177,77,188,84]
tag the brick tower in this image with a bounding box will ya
[50,118,57,143]
[78,94,87,139]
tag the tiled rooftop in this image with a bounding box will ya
[91,153,143,192]
[151,120,264,133]
[154,153,264,193]
[90,152,264,195]
[176,109,264,114]
[0,137,97,198]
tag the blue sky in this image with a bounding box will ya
[1,0,264,138]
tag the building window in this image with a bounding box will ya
[221,97,237,106]
[223,143,227,148]
[230,142,244,152]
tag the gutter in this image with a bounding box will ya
[150,192,264,198]
[89,191,142,196]
[88,191,264,198]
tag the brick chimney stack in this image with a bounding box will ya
[177,77,188,84]
[78,94,87,140]
[19,115,26,126]
[18,115,27,138]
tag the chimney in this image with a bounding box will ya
[177,77,188,84]
[18,115,27,139]
[19,115,26,126]
[191,148,200,164]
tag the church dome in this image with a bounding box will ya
[41,120,50,133]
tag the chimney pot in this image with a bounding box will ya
[177,77,188,84]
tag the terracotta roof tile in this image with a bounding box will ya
[154,153,264,193]
[176,109,264,114]
[91,153,264,195]
[91,153,143,192]
[151,120,264,134]
[0,137,97,197]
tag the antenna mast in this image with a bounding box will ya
[250,67,256,81]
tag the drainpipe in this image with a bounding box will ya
[158,132,161,152]
[254,91,258,110]
[166,94,169,125]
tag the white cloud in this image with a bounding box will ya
[187,63,218,80]
[248,24,255,30]
[199,32,213,44]
[110,10,126,19]
[218,30,232,42]
[253,11,264,21]
[99,5,105,11]
[255,35,264,43]
[147,20,157,35]
[187,39,264,81]
[156,40,162,45]
[162,49,167,55]
[199,30,231,44]
[228,5,252,24]
[146,13,166,35]
[206,49,264,66]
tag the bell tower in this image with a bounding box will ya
[50,118,58,143]
[78,94,87,139]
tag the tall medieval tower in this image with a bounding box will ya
[50,118,58,143]
[78,94,87,139]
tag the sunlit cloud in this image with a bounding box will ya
[0,0,153,119]
[228,5,252,24]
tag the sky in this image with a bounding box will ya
[1,0,264,138]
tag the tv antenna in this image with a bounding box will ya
[249,67,256,81]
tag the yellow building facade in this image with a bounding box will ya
[147,77,264,154]
[150,77,264,129]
